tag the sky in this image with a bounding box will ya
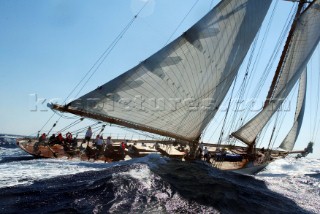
[0,0,319,158]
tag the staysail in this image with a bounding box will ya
[279,69,307,151]
[232,0,320,145]
[53,0,272,142]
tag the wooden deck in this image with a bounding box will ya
[16,138,289,174]
[157,144,185,159]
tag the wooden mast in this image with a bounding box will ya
[263,0,306,108]
[233,0,308,152]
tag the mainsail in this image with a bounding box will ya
[279,69,307,151]
[53,0,272,142]
[232,0,320,145]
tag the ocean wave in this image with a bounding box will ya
[256,157,320,213]
[258,157,320,176]
[0,137,17,148]
[0,155,35,164]
[1,140,320,213]
[0,155,313,214]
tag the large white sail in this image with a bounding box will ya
[63,0,272,141]
[232,1,320,145]
[279,69,307,151]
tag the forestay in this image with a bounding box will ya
[279,69,307,151]
[67,0,272,141]
[232,0,320,145]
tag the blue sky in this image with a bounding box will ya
[0,0,319,157]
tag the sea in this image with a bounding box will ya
[0,135,319,214]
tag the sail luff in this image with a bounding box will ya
[232,0,320,145]
[279,68,307,151]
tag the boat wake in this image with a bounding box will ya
[0,154,314,214]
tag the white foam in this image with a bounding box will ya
[118,165,153,189]
[258,157,320,176]
[0,156,110,188]
[256,157,320,213]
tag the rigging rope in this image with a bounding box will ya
[313,46,320,140]
[217,75,239,145]
[46,120,58,136]
[205,115,224,143]
[269,82,299,149]
[309,60,313,140]
[57,118,84,133]
[37,113,56,136]
[312,51,320,141]
[70,121,101,136]
[208,0,279,145]
[35,1,151,136]
[164,0,200,46]
[68,1,151,102]
[254,5,297,145]
[225,36,259,140]
[234,2,296,136]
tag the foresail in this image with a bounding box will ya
[232,0,320,145]
[67,0,272,141]
[279,69,307,151]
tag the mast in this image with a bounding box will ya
[248,1,307,150]
[231,0,320,145]
[264,0,306,108]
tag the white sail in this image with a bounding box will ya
[66,0,272,141]
[232,1,320,145]
[279,69,307,151]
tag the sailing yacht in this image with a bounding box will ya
[17,0,319,174]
